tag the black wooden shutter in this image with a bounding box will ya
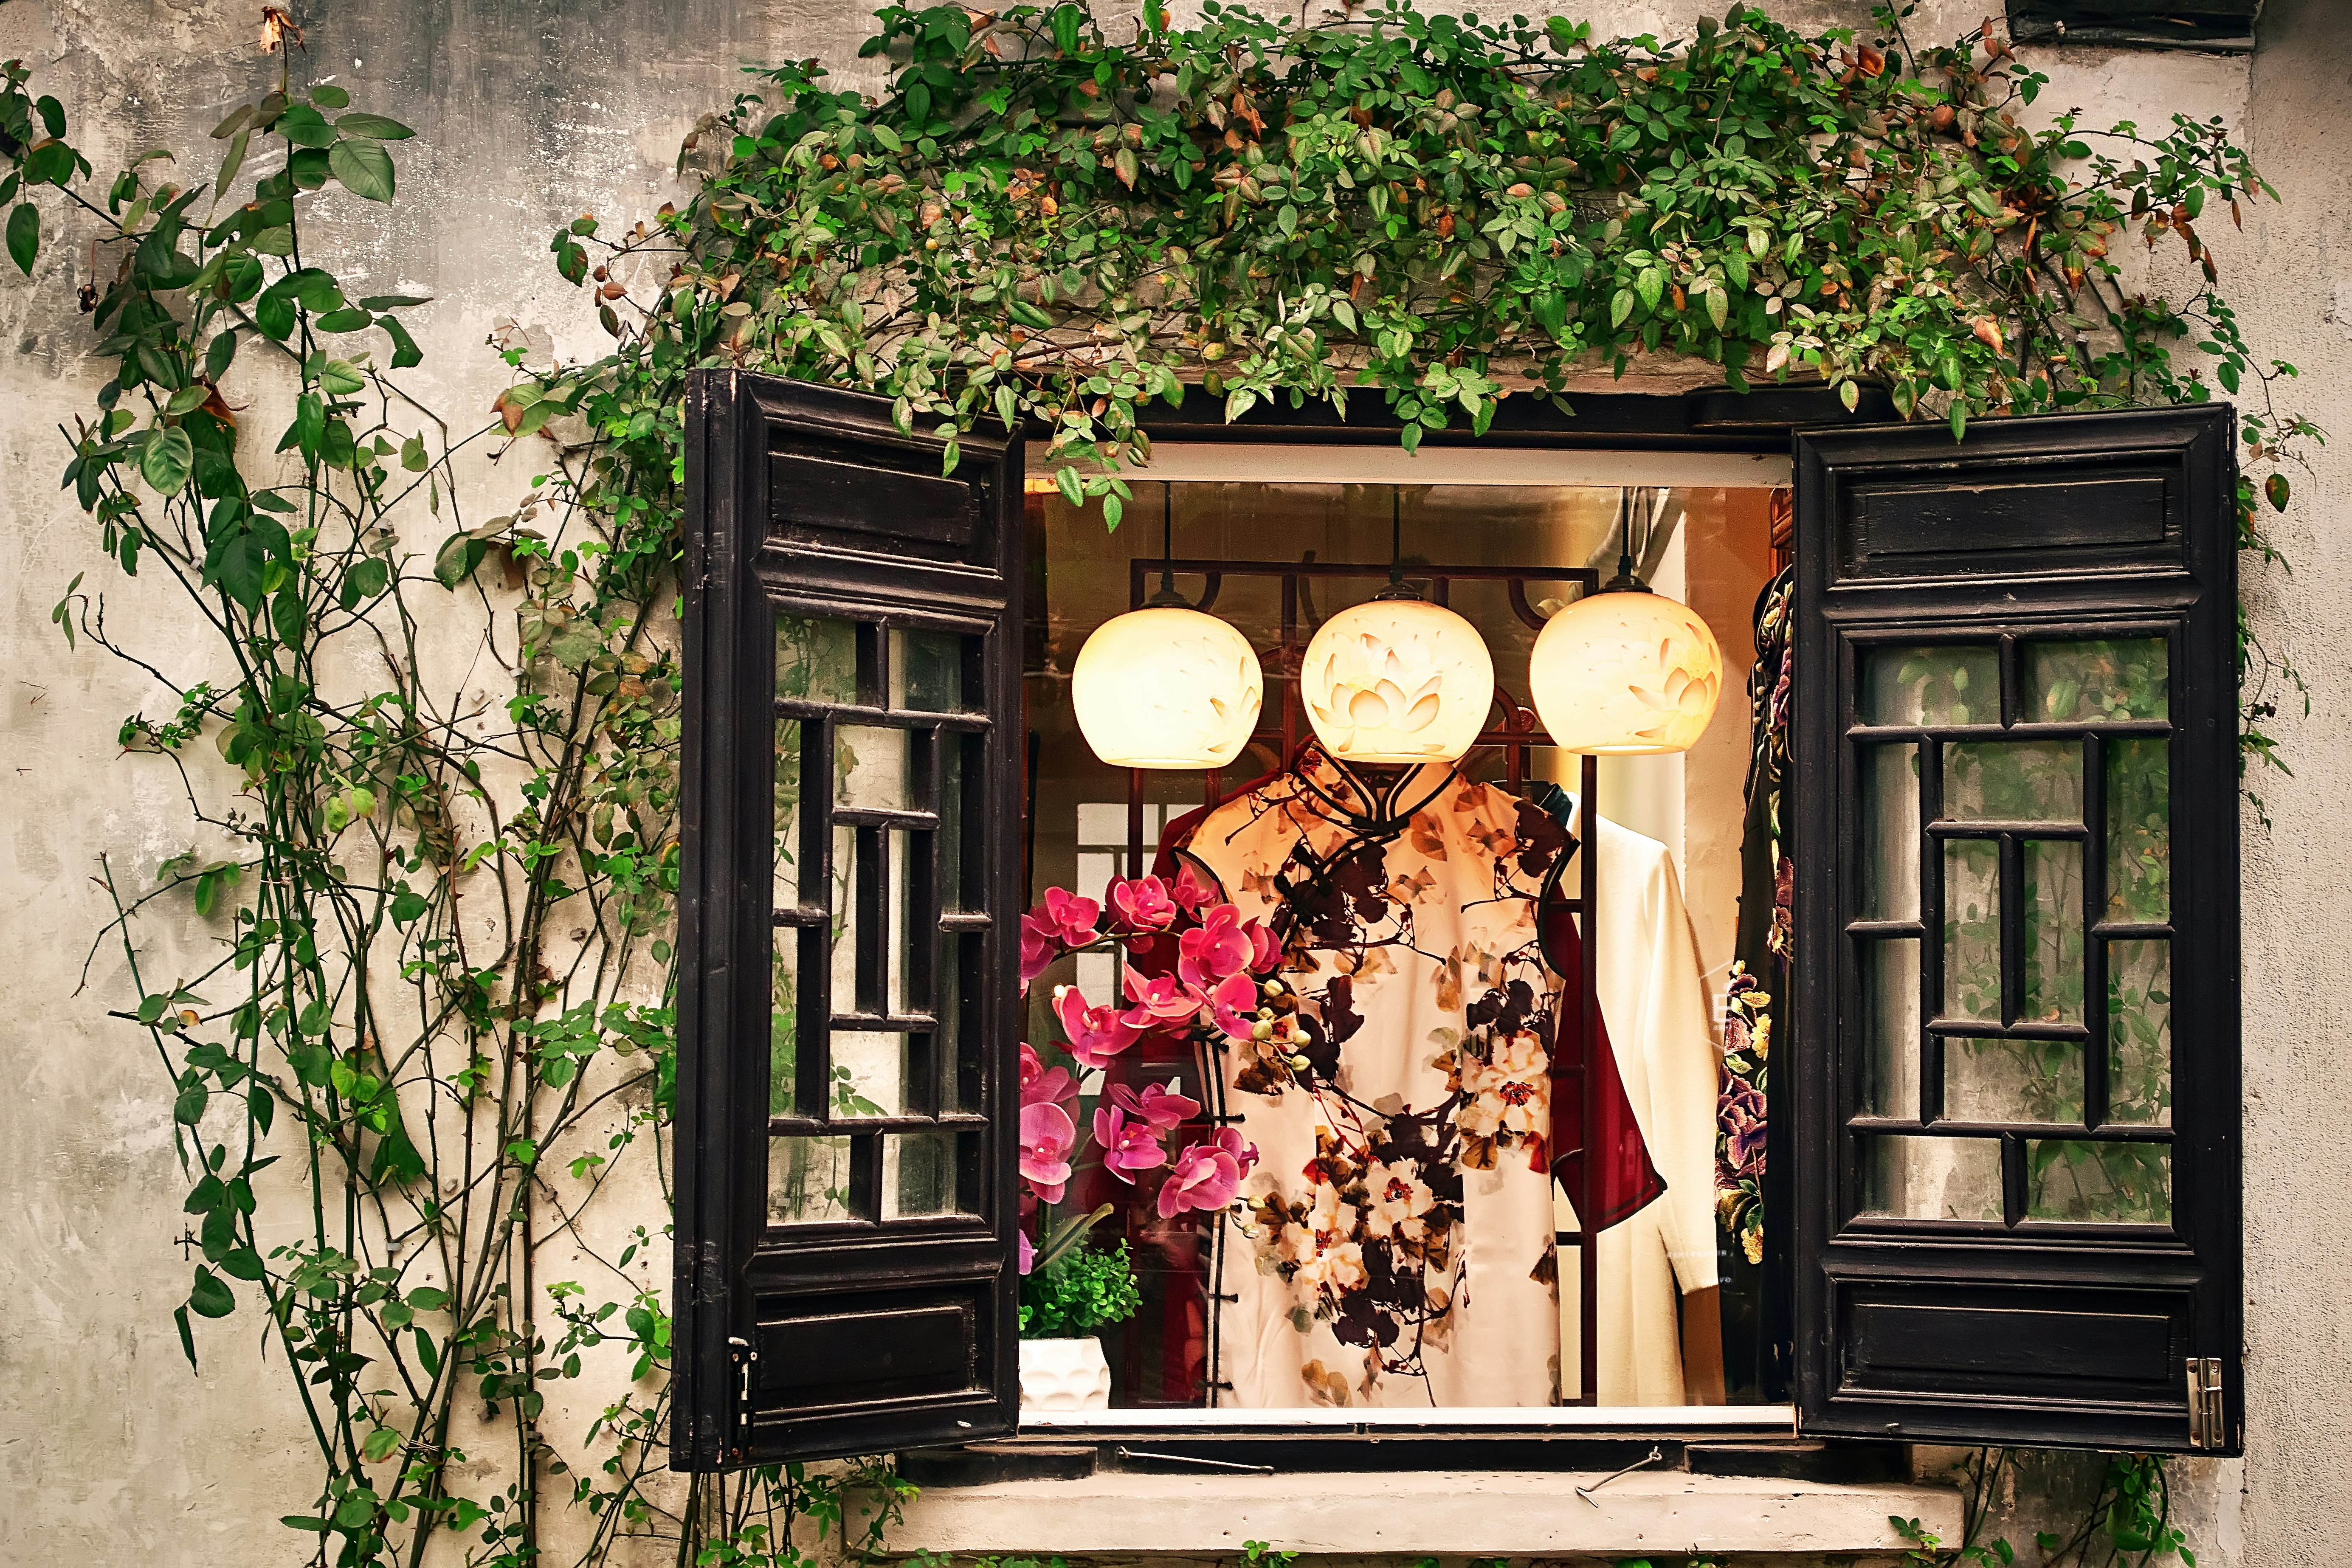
[674,371,1022,1469]
[1791,406,2240,1453]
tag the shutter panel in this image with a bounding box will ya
[675,371,1023,1469]
[1791,406,2240,1454]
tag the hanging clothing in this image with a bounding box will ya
[1170,753,1568,1407]
[1718,561,1795,1403]
[1538,791,1724,1408]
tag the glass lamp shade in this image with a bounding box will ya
[1300,598,1495,764]
[1072,606,1264,768]
[1530,590,1724,754]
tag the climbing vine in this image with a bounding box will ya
[0,0,2296,1563]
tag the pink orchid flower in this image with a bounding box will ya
[1019,914,1057,986]
[1156,1126,1259,1219]
[1019,1227,1036,1275]
[1169,860,1219,917]
[1019,887,1102,985]
[1108,874,1178,933]
[1020,1042,1078,1109]
[1053,984,1144,1068]
[1092,1103,1170,1184]
[1245,918,1282,977]
[1018,1100,1077,1203]
[1205,973,1264,1042]
[1110,1077,1201,1131]
[1121,967,1205,1031]
[1178,904,1256,989]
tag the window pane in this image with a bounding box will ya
[940,732,970,913]
[775,719,808,908]
[830,823,863,1008]
[771,932,803,1115]
[2024,638,2168,724]
[2107,940,2172,1127]
[2026,1140,2171,1226]
[2106,737,2171,922]
[1859,743,1920,921]
[776,613,860,704]
[1943,842,2002,1022]
[890,828,923,1018]
[1859,938,1920,1117]
[1862,645,1998,727]
[832,1030,910,1118]
[891,627,970,712]
[1861,1135,2003,1222]
[882,1131,964,1220]
[836,725,914,812]
[943,931,980,1113]
[1946,1037,2084,1125]
[2021,839,2085,1025]
[769,1134,855,1225]
[1943,741,2082,824]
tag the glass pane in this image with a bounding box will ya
[1861,1135,2004,1222]
[830,824,863,1007]
[775,719,808,908]
[1860,938,1920,1117]
[776,613,860,705]
[2107,940,2172,1127]
[891,627,969,712]
[942,931,977,1112]
[1862,645,1998,727]
[836,725,914,812]
[1946,1036,2084,1125]
[832,1030,910,1118]
[1943,740,2082,824]
[769,1134,855,1225]
[2020,839,2085,1025]
[2027,1140,2171,1225]
[2024,638,2168,724]
[2107,738,2171,922]
[1859,743,1920,921]
[940,732,969,913]
[771,931,803,1115]
[882,1131,962,1219]
[1942,842,2001,1023]
[890,829,922,1017]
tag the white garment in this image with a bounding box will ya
[1553,796,1721,1407]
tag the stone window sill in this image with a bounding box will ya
[888,1465,1962,1557]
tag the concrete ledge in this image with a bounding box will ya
[889,1467,1961,1557]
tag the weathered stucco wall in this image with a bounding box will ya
[0,0,2346,1563]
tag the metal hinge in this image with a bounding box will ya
[729,1335,759,1453]
[2186,1357,2225,1450]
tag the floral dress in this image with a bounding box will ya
[1171,753,1568,1407]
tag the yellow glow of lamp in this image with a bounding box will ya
[1071,487,1265,769]
[1301,596,1494,763]
[1530,587,1724,754]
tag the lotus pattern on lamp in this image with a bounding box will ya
[1073,605,1264,768]
[1530,590,1724,755]
[1300,599,1493,763]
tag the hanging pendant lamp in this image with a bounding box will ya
[1072,485,1264,769]
[1529,491,1723,755]
[1299,492,1493,765]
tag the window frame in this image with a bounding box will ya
[674,375,2241,1466]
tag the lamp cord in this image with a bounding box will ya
[1147,482,1189,608]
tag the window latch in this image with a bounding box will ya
[2186,1357,2225,1450]
[730,1335,759,1450]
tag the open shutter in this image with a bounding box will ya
[1791,406,2240,1453]
[675,372,1022,1469]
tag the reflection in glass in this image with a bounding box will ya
[769,1134,856,1225]
[2024,639,2168,724]
[2020,839,2084,1025]
[1946,1036,2084,1125]
[2107,738,2171,922]
[2107,940,2173,1127]
[892,628,969,712]
[771,931,802,1116]
[1943,741,2082,824]
[1860,938,1920,1117]
[830,824,862,1010]
[1859,744,1920,921]
[1862,1135,2004,1222]
[775,719,806,909]
[1862,645,1999,727]
[777,614,860,706]
[882,1131,963,1219]
[889,828,922,1019]
[2027,1140,2171,1225]
[831,1030,909,1118]
[1943,843,2002,1023]
[835,725,915,812]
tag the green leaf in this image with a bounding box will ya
[175,1305,199,1371]
[205,330,238,383]
[174,1083,208,1123]
[1706,284,1727,332]
[328,138,396,203]
[311,85,351,110]
[332,1491,376,1530]
[215,128,250,200]
[1609,287,1634,328]
[334,111,416,141]
[319,358,366,396]
[7,202,37,275]
[341,557,391,609]
[433,532,489,588]
[2266,472,2290,512]
[279,1517,331,1534]
[314,306,373,333]
[271,588,306,644]
[357,294,430,310]
[187,1266,235,1318]
[362,1426,401,1463]
[380,315,422,370]
[1054,465,1084,507]
[142,425,195,495]
[211,104,254,140]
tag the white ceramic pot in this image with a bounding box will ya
[1018,1335,1112,1412]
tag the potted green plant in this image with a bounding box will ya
[1018,1229,1144,1411]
